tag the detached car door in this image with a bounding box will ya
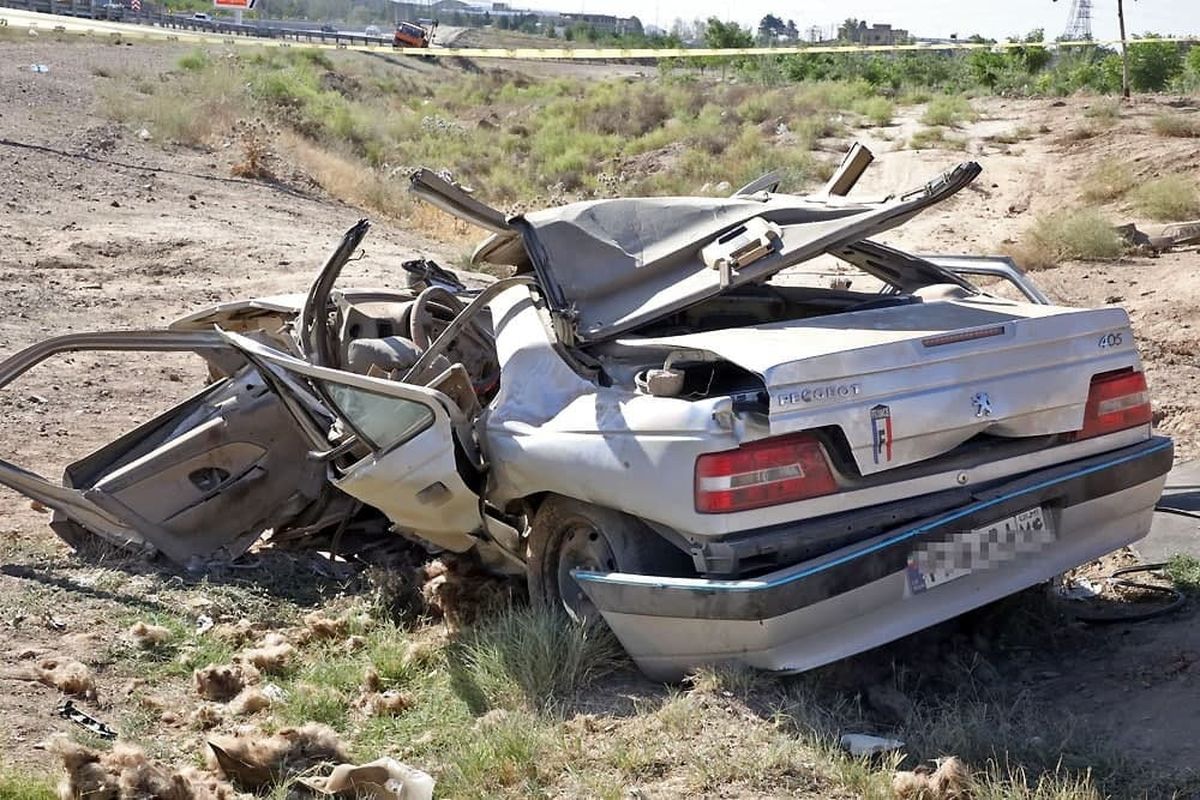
[0,330,331,564]
[222,331,486,554]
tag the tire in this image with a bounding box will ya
[526,496,691,623]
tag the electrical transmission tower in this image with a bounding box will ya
[1062,0,1093,40]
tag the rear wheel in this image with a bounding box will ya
[527,496,690,623]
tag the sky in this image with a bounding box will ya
[512,0,1198,42]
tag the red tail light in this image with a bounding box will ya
[695,434,838,513]
[1073,369,1152,441]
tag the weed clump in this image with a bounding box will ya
[1132,175,1200,221]
[452,606,625,712]
[1007,209,1124,269]
[1151,113,1200,138]
[920,95,976,127]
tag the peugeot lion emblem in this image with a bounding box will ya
[971,392,993,418]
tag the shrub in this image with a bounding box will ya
[1132,175,1200,221]
[921,95,976,127]
[852,96,894,127]
[1082,99,1120,124]
[1008,209,1124,269]
[177,48,210,71]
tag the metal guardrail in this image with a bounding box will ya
[3,3,1198,60]
[0,0,393,46]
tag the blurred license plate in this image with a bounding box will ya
[905,507,1053,596]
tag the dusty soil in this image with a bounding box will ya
[1,37,1200,791]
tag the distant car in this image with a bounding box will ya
[319,24,337,33]
[364,24,381,36]
[191,12,211,22]
[102,2,124,20]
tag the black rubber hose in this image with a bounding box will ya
[1067,502,1195,625]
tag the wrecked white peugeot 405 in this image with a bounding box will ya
[0,149,1172,680]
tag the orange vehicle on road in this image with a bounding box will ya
[394,20,435,48]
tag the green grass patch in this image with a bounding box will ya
[1080,158,1136,203]
[450,606,626,713]
[0,767,56,800]
[920,95,977,127]
[1132,175,1200,221]
[1167,554,1200,594]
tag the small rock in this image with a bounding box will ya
[110,200,120,208]
[714,181,732,193]
[137,128,152,141]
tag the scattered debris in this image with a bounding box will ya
[260,682,287,703]
[419,557,521,629]
[129,621,172,648]
[299,757,435,800]
[53,737,239,800]
[840,733,905,757]
[301,611,351,642]
[362,666,382,693]
[892,756,972,800]
[356,690,415,717]
[229,687,271,716]
[236,633,294,673]
[193,663,257,702]
[57,699,117,740]
[206,723,348,790]
[29,64,49,73]
[36,657,96,699]
[195,615,215,635]
[137,127,152,141]
[190,703,225,731]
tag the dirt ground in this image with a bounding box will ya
[2,38,1200,791]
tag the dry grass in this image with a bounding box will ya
[283,133,412,221]
[1006,208,1125,269]
[910,127,969,151]
[1082,99,1121,125]
[1131,175,1200,221]
[1151,113,1200,138]
[1079,158,1136,203]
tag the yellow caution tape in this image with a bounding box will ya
[3,8,1197,59]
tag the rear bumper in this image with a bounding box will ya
[576,436,1173,680]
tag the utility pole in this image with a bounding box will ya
[1056,0,1133,98]
[1117,0,1130,98]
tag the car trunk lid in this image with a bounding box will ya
[615,298,1139,476]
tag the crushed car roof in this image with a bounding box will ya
[413,157,982,343]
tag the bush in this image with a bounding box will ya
[1127,38,1184,92]
[177,48,210,71]
[1152,113,1200,138]
[1132,175,1200,221]
[1008,209,1124,269]
[852,96,894,127]
[909,127,967,150]
[921,95,976,127]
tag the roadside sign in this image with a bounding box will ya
[213,0,256,8]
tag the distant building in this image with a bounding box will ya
[560,12,643,36]
[839,20,909,46]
